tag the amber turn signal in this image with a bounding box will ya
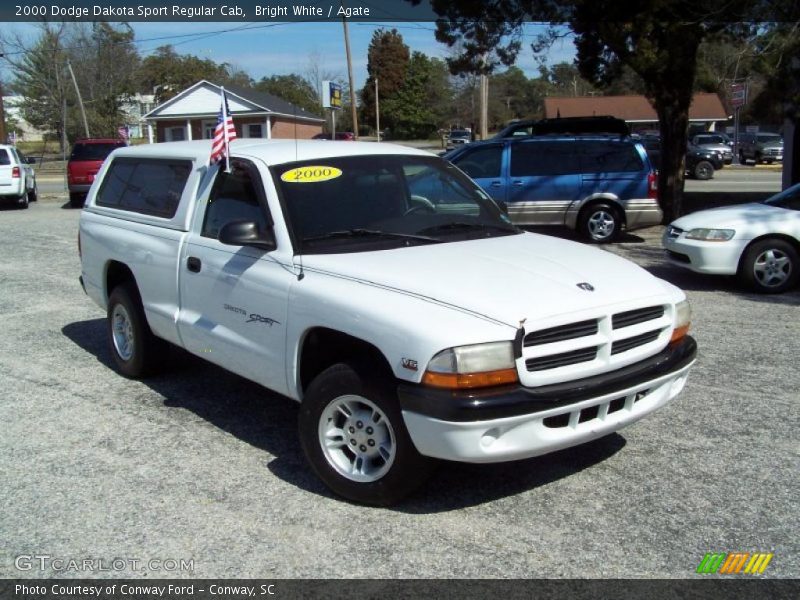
[670,324,690,344]
[422,368,519,389]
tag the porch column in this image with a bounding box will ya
[266,115,271,139]
[147,122,154,144]
[186,119,192,140]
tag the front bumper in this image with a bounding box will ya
[398,336,696,463]
[662,232,748,275]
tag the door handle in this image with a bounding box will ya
[512,180,524,186]
[187,256,202,273]
[490,181,502,187]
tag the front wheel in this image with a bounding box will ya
[738,239,799,294]
[578,202,621,243]
[299,363,434,505]
[693,160,714,180]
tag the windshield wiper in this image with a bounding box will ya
[419,222,518,235]
[302,228,441,244]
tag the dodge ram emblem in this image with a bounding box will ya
[576,282,595,291]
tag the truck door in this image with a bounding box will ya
[177,159,293,396]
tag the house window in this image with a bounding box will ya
[202,120,217,139]
[245,124,263,138]
[166,127,185,142]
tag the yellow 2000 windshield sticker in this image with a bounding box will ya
[280,166,342,183]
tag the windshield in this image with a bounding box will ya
[449,130,470,139]
[272,155,518,254]
[70,142,125,161]
[763,182,800,210]
[756,134,782,144]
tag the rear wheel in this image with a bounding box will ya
[738,239,799,294]
[107,283,167,377]
[578,202,621,243]
[17,189,29,209]
[693,160,714,180]
[28,184,37,202]
[299,362,434,505]
[69,192,85,208]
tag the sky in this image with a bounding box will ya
[2,20,577,90]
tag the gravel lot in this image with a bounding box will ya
[2,196,798,579]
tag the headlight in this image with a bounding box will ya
[423,341,518,389]
[671,299,692,343]
[685,228,735,241]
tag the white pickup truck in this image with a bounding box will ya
[79,140,696,505]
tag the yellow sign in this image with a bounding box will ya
[280,166,343,183]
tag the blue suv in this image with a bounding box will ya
[444,135,660,243]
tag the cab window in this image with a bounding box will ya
[202,162,271,240]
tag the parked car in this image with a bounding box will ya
[67,138,127,207]
[0,144,37,209]
[79,139,696,504]
[641,138,721,180]
[691,134,733,165]
[444,134,659,243]
[495,116,630,139]
[445,129,471,150]
[663,182,800,293]
[15,149,38,202]
[738,132,783,164]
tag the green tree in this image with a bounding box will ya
[360,29,410,130]
[254,74,319,114]
[382,52,443,139]
[137,45,247,103]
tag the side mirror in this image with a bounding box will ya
[218,220,276,251]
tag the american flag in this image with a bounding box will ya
[209,87,237,170]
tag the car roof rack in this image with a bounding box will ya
[495,116,630,139]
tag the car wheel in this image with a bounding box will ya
[29,184,37,202]
[738,239,799,294]
[693,160,714,180]
[107,283,167,377]
[738,150,748,165]
[299,362,434,505]
[69,192,85,208]
[578,202,621,243]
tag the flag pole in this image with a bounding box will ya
[221,86,231,173]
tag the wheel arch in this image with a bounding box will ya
[296,327,394,399]
[104,260,138,306]
[568,194,626,229]
[736,233,800,274]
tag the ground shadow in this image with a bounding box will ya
[62,318,627,511]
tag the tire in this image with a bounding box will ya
[28,184,37,202]
[578,202,621,243]
[693,160,714,181]
[738,239,799,294]
[69,192,85,208]
[299,362,434,505]
[106,283,167,377]
[17,189,29,209]
[738,150,748,165]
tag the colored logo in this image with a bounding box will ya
[696,552,773,575]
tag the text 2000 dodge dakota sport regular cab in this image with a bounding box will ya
[79,140,696,505]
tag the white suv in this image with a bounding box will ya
[79,140,696,504]
[0,145,37,209]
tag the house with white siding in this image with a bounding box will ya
[142,80,324,143]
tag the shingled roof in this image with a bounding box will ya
[543,93,728,123]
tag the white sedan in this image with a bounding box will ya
[662,182,800,293]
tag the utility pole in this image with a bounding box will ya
[479,54,488,140]
[66,60,90,138]
[341,4,359,138]
[375,78,380,142]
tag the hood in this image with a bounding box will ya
[671,203,782,230]
[302,232,672,327]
